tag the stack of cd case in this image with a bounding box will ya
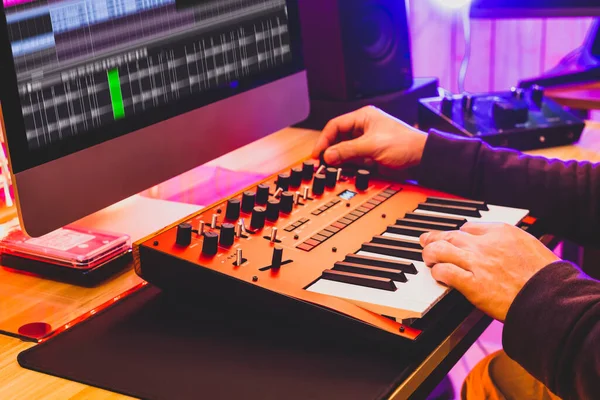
[0,225,132,286]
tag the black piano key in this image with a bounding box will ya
[404,212,467,227]
[426,196,489,211]
[361,242,423,262]
[371,235,422,249]
[417,203,481,218]
[386,225,430,238]
[321,269,397,291]
[333,261,407,282]
[345,254,418,274]
[396,218,458,231]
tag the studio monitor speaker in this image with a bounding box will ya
[298,0,414,101]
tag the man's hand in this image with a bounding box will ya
[420,223,561,322]
[312,106,428,172]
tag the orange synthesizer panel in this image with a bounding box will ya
[134,159,530,342]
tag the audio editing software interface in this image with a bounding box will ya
[5,0,291,149]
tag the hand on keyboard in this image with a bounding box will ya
[311,106,428,172]
[419,222,560,322]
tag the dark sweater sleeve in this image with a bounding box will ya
[417,129,600,248]
[502,261,600,400]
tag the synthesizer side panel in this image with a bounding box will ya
[135,160,529,342]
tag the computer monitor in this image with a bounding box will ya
[0,0,309,237]
[470,0,600,18]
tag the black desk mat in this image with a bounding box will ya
[17,284,437,400]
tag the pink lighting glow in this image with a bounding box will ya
[3,0,38,8]
[432,0,472,9]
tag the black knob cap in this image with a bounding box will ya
[256,184,270,205]
[492,99,529,128]
[250,206,266,230]
[266,199,280,222]
[277,173,290,191]
[225,198,241,221]
[356,169,370,191]
[302,161,314,181]
[241,191,255,213]
[511,86,525,100]
[312,174,326,196]
[531,85,544,104]
[271,246,283,269]
[219,223,235,247]
[280,191,294,214]
[175,223,192,246]
[290,167,302,188]
[325,167,338,188]
[202,231,219,256]
[441,95,454,116]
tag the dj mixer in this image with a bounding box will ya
[134,160,531,345]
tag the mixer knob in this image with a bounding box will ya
[302,161,314,181]
[441,95,454,116]
[356,169,371,191]
[462,93,475,114]
[493,99,529,128]
[250,206,266,230]
[290,167,303,188]
[266,199,280,222]
[325,167,338,188]
[510,86,525,100]
[219,223,235,247]
[175,223,193,246]
[241,191,255,214]
[225,198,241,221]
[280,191,294,214]
[277,173,290,191]
[201,231,219,256]
[312,174,326,196]
[531,85,544,105]
[256,184,270,205]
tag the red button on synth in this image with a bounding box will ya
[331,222,346,230]
[305,239,320,247]
[297,243,313,252]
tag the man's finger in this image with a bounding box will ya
[460,221,498,235]
[311,108,368,159]
[422,240,474,270]
[323,137,376,166]
[419,230,474,249]
[430,263,473,294]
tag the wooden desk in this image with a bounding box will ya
[545,81,600,111]
[1,122,599,400]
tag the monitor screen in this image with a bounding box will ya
[470,0,600,18]
[1,0,302,173]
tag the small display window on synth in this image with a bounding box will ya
[338,190,357,200]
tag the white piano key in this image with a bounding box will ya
[306,250,449,316]
[413,204,529,225]
[382,231,424,242]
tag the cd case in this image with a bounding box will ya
[0,225,131,270]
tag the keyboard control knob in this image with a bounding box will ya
[462,94,475,114]
[266,199,280,222]
[312,174,326,196]
[225,198,241,221]
[356,169,370,191]
[280,191,294,214]
[241,191,255,214]
[250,206,266,230]
[325,167,338,188]
[219,223,235,247]
[175,223,192,246]
[256,184,270,205]
[302,161,314,181]
[271,246,283,269]
[277,173,290,191]
[290,167,302,188]
[202,231,219,256]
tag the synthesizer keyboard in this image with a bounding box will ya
[134,160,530,343]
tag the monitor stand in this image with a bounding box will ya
[519,19,600,88]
